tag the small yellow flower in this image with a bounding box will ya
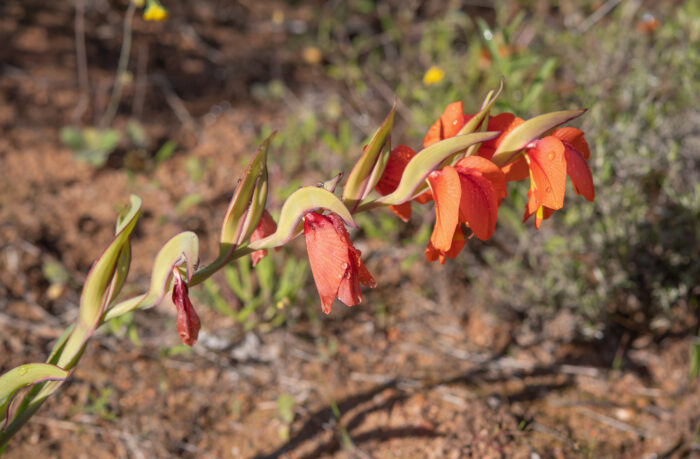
[132,0,145,7]
[143,2,168,21]
[423,66,445,86]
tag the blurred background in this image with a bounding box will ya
[1,0,699,456]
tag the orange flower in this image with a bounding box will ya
[249,210,278,266]
[172,273,201,346]
[304,212,376,314]
[477,113,524,161]
[520,128,594,228]
[425,156,506,263]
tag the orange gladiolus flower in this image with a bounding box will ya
[249,209,278,266]
[520,127,594,228]
[172,273,201,347]
[425,156,506,263]
[304,212,376,314]
[476,113,524,161]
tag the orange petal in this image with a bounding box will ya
[456,156,507,202]
[553,127,590,160]
[413,189,433,204]
[389,202,412,222]
[304,212,350,314]
[423,119,442,148]
[488,113,524,149]
[440,101,465,139]
[522,188,555,229]
[425,229,465,264]
[563,144,595,201]
[427,167,462,252]
[526,136,567,210]
[456,170,499,240]
[501,156,529,182]
[375,145,416,196]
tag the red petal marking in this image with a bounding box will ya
[375,145,416,196]
[456,170,499,240]
[249,210,277,266]
[563,144,595,201]
[553,127,590,160]
[526,136,567,210]
[389,202,412,222]
[501,156,529,182]
[304,212,375,314]
[427,167,462,252]
[172,275,201,346]
[456,156,507,202]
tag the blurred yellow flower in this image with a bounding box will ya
[423,66,445,86]
[132,0,145,7]
[143,2,168,21]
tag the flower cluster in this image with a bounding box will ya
[243,96,594,315]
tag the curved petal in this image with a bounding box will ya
[527,136,567,210]
[457,170,499,240]
[456,156,507,203]
[375,145,416,195]
[563,144,595,201]
[522,189,555,229]
[388,202,412,222]
[427,167,462,252]
[250,210,277,266]
[501,156,529,182]
[425,229,465,264]
[554,127,590,160]
[423,101,466,147]
[304,213,348,314]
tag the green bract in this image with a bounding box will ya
[490,109,586,166]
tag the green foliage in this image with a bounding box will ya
[60,126,120,167]
[200,254,308,332]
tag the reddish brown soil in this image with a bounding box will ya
[1,1,698,457]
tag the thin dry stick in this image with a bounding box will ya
[132,44,149,119]
[99,1,136,129]
[70,0,89,124]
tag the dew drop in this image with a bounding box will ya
[18,366,28,376]
[545,187,552,193]
[547,152,556,160]
[341,262,349,270]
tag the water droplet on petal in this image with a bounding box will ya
[547,152,556,160]
[18,366,28,375]
[341,262,349,270]
[545,187,552,193]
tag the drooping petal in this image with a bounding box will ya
[304,212,349,314]
[553,127,590,160]
[388,202,412,222]
[563,144,595,201]
[303,212,375,314]
[427,167,462,252]
[526,136,567,210]
[425,229,465,264]
[249,210,277,266]
[413,189,433,204]
[501,156,529,182]
[456,156,507,203]
[456,170,500,240]
[172,274,201,346]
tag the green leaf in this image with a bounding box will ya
[490,109,586,166]
[59,126,85,150]
[342,104,395,210]
[55,195,141,368]
[220,135,271,253]
[104,231,200,321]
[375,131,500,206]
[459,77,504,136]
[125,119,147,147]
[0,364,69,427]
[248,187,355,250]
[154,140,177,163]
